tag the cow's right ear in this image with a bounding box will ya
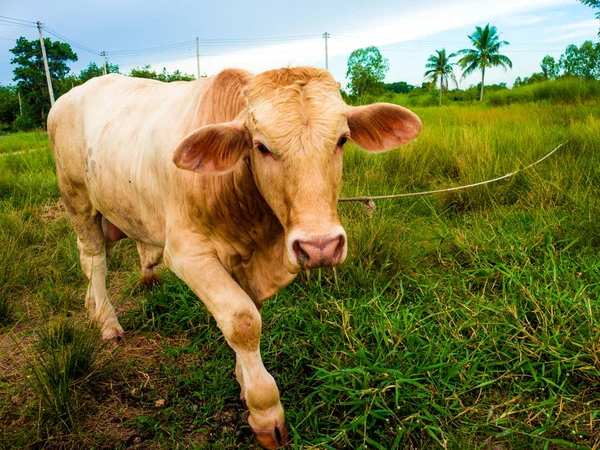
[173,120,251,173]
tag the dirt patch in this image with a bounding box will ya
[0,329,36,380]
[41,198,68,223]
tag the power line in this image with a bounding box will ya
[193,34,318,42]
[107,41,196,56]
[106,40,320,57]
[0,15,101,55]
[0,21,36,29]
[0,14,36,25]
[106,34,321,55]
[42,25,101,55]
[107,43,323,65]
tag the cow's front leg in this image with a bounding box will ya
[165,249,289,449]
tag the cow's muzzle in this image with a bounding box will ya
[287,227,347,270]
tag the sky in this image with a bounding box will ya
[1,0,598,90]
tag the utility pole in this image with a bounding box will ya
[18,90,22,116]
[37,21,55,106]
[323,32,330,71]
[196,37,200,79]
[101,51,108,75]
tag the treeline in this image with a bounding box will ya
[515,41,600,86]
[345,39,600,107]
[1,37,195,132]
[372,77,600,108]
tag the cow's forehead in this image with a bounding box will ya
[245,68,348,152]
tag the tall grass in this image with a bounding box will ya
[0,294,14,328]
[0,131,49,154]
[488,77,600,106]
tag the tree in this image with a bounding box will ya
[458,24,513,101]
[559,41,600,79]
[383,81,415,94]
[424,49,458,106]
[129,65,195,82]
[578,0,600,36]
[79,61,120,83]
[10,37,77,127]
[0,86,19,128]
[514,72,546,87]
[346,46,389,99]
[541,55,559,79]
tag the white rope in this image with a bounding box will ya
[339,143,564,210]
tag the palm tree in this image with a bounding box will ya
[458,24,513,101]
[424,49,458,106]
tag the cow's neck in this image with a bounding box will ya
[191,153,284,257]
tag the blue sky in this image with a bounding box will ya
[1,0,598,89]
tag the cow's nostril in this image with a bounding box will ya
[333,235,345,260]
[293,240,310,264]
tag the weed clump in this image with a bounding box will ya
[28,318,115,430]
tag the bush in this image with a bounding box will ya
[13,114,38,132]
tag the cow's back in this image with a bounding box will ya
[47,70,252,246]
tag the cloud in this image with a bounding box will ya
[542,19,600,42]
[552,19,599,31]
[500,14,548,28]
[118,0,573,81]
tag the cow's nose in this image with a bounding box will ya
[292,234,346,269]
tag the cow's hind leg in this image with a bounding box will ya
[59,185,124,340]
[75,214,124,341]
[136,242,164,286]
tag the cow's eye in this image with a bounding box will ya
[337,136,347,147]
[257,143,270,155]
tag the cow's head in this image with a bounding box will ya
[173,67,421,273]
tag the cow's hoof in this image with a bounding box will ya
[249,419,290,449]
[141,273,161,288]
[102,326,125,342]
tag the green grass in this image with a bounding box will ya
[0,102,599,449]
[0,131,50,154]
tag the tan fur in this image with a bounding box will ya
[48,66,421,446]
[195,68,253,126]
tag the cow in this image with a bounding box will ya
[47,67,421,448]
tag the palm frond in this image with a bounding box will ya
[460,61,479,80]
[498,54,513,65]
[447,70,458,88]
[457,48,477,57]
[423,69,439,82]
[458,53,478,68]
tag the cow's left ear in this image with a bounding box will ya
[347,103,422,152]
[173,120,251,173]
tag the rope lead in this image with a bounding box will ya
[339,143,564,214]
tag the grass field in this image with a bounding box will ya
[1,101,599,449]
